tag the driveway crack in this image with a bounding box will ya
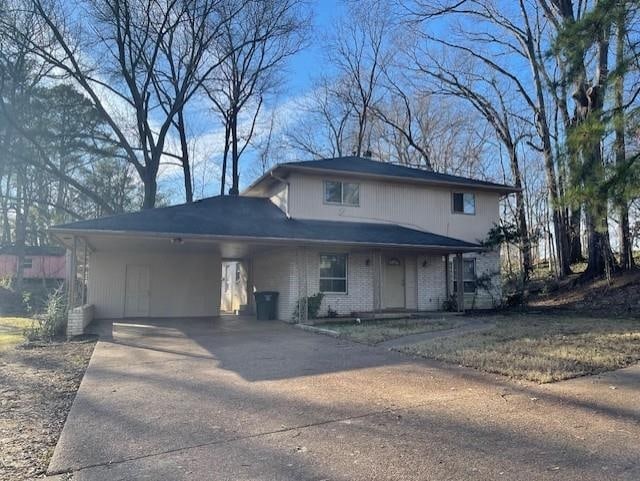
[48,394,474,477]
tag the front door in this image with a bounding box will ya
[383,256,405,309]
[124,264,150,317]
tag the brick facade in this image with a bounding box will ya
[252,246,501,321]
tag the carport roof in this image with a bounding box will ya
[51,196,483,251]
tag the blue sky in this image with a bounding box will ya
[286,0,344,96]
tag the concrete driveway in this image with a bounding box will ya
[48,316,640,480]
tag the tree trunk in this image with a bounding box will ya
[220,123,230,196]
[567,208,583,263]
[508,144,532,279]
[142,173,157,209]
[14,171,27,291]
[523,27,570,277]
[229,109,240,196]
[614,3,634,270]
[176,110,193,203]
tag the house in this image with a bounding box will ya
[51,156,517,334]
[0,245,67,281]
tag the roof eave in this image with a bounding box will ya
[48,227,485,253]
[247,164,518,194]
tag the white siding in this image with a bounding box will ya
[88,251,221,319]
[287,172,499,243]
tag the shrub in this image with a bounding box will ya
[292,292,324,321]
[442,295,458,312]
[25,286,67,342]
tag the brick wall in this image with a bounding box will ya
[298,248,375,318]
[67,304,94,337]
[252,246,502,321]
[417,255,448,310]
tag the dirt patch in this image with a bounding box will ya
[528,269,640,317]
[0,341,95,480]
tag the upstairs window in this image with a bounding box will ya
[22,257,33,269]
[319,254,348,293]
[324,181,360,206]
[452,192,475,214]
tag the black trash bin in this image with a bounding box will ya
[254,291,279,320]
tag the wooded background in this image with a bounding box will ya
[1,0,638,292]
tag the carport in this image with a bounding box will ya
[51,195,485,336]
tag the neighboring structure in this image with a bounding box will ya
[0,245,67,281]
[51,156,517,327]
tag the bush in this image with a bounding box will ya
[292,292,324,321]
[442,295,458,312]
[25,286,67,342]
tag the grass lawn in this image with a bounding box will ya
[0,317,35,351]
[326,317,465,344]
[398,314,640,383]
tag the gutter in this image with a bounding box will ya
[48,227,486,253]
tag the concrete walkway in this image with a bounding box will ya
[47,316,640,480]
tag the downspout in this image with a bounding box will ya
[269,172,290,218]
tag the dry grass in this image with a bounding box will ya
[328,317,465,344]
[399,315,640,383]
[0,317,34,351]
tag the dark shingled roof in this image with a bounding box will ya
[276,156,516,192]
[51,196,482,251]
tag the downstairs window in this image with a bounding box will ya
[319,254,347,293]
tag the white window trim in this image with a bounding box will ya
[451,191,476,215]
[323,180,360,207]
[319,253,349,294]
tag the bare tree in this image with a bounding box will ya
[18,0,241,208]
[204,0,308,195]
[328,0,397,157]
[286,77,354,159]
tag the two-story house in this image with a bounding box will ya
[51,156,516,334]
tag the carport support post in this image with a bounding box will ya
[455,252,464,312]
[444,254,450,302]
[68,236,77,309]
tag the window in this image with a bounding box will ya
[324,181,360,206]
[21,257,33,269]
[452,192,475,214]
[452,258,476,293]
[319,254,347,293]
